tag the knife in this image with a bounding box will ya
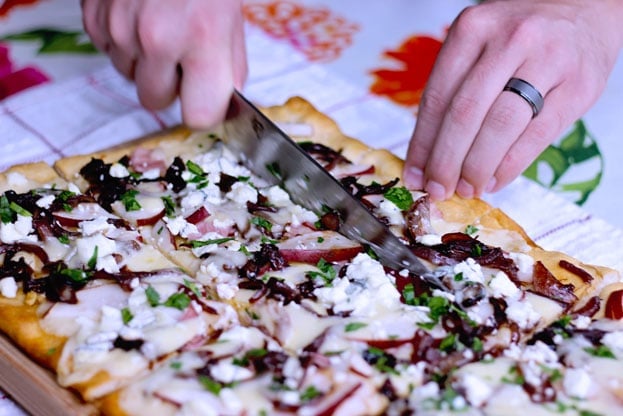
[223,91,430,276]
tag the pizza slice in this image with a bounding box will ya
[0,164,239,403]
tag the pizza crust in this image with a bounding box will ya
[0,96,620,415]
[261,97,615,302]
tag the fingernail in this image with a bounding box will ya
[485,177,497,193]
[456,178,474,199]
[404,167,424,190]
[425,180,446,201]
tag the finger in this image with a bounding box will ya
[404,7,488,189]
[179,54,235,129]
[490,85,574,191]
[421,47,523,200]
[231,2,248,89]
[81,0,107,51]
[457,74,550,198]
[106,0,140,79]
[134,57,180,110]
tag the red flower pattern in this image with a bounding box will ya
[243,1,359,62]
[369,34,443,108]
[0,43,49,100]
[0,0,40,18]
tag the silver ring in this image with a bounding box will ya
[503,78,544,118]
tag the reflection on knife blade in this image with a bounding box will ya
[223,91,432,278]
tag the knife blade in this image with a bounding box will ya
[223,91,430,276]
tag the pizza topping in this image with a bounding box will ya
[532,261,577,306]
[405,194,433,241]
[278,231,362,264]
[605,289,623,320]
[558,259,594,284]
[163,156,187,192]
[573,295,601,318]
[0,276,17,298]
[412,233,519,282]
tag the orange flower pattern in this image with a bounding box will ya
[243,1,359,62]
[370,35,443,108]
[0,0,40,18]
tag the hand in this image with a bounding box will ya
[81,0,247,129]
[403,0,623,200]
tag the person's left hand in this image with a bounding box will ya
[403,0,623,200]
[81,0,247,129]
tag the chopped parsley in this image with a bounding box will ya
[60,268,91,283]
[0,195,33,223]
[384,186,414,211]
[0,195,13,223]
[198,375,222,395]
[344,322,367,333]
[251,216,273,232]
[439,333,464,353]
[501,366,525,385]
[364,347,399,375]
[121,307,134,324]
[306,259,336,286]
[189,237,235,248]
[163,292,191,310]
[471,337,484,352]
[87,246,98,270]
[300,385,322,402]
[57,189,75,201]
[161,196,176,216]
[233,348,268,367]
[186,160,205,176]
[465,224,479,236]
[184,279,202,298]
[402,283,417,305]
[145,285,161,307]
[583,345,616,359]
[9,201,31,217]
[185,160,209,187]
[120,189,141,211]
[170,361,182,370]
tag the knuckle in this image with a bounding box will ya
[486,103,516,132]
[528,116,558,145]
[136,10,177,56]
[461,157,486,184]
[507,16,546,48]
[418,88,448,122]
[451,6,488,39]
[447,94,479,126]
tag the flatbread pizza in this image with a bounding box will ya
[0,97,620,415]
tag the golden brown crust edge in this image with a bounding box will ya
[53,125,194,180]
[261,96,619,300]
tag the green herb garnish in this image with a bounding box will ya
[163,292,191,310]
[584,345,616,359]
[189,237,235,248]
[344,322,367,333]
[120,189,141,211]
[161,196,176,216]
[384,186,414,211]
[121,307,133,324]
[145,285,161,307]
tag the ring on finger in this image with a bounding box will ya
[503,77,544,118]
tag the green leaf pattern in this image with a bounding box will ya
[522,120,603,205]
[1,28,97,54]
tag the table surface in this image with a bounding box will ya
[1,0,623,414]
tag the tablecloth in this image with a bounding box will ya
[1,0,623,414]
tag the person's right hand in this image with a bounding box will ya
[81,0,248,129]
[403,0,623,200]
